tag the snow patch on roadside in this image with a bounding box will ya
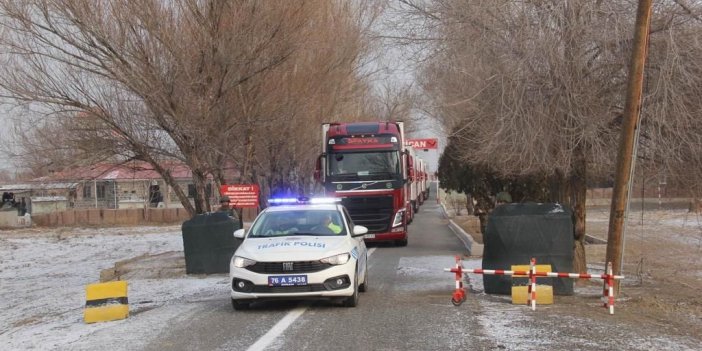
[0,226,226,350]
[475,303,553,350]
[395,256,457,292]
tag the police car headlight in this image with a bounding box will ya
[233,256,257,268]
[320,253,350,265]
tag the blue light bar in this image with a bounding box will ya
[268,198,299,205]
[268,197,342,206]
[309,197,342,204]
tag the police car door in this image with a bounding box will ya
[343,207,367,275]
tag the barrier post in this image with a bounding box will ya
[604,262,615,315]
[450,255,466,306]
[527,257,537,311]
[445,257,624,314]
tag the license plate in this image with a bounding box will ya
[364,234,376,239]
[268,275,308,287]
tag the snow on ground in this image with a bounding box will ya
[395,255,457,292]
[588,209,702,246]
[0,226,228,350]
[461,259,700,351]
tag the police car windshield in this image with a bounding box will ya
[249,209,346,237]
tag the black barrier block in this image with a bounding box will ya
[482,203,574,295]
[182,212,242,274]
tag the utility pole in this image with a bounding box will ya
[605,0,653,294]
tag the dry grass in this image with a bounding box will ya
[451,206,702,338]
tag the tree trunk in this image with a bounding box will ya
[192,169,209,214]
[570,147,588,274]
[688,197,702,213]
[139,154,196,217]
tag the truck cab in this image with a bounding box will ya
[316,122,409,246]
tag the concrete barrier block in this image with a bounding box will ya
[512,285,554,305]
[84,281,129,324]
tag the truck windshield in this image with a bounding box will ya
[328,151,400,178]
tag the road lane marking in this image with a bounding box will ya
[246,247,376,351]
[246,306,308,351]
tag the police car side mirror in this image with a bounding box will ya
[233,229,246,239]
[352,225,368,237]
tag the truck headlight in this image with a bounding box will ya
[320,253,350,265]
[233,256,256,268]
[392,209,405,227]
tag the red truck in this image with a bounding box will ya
[316,122,410,246]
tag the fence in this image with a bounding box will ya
[31,208,192,227]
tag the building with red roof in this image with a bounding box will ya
[2,161,238,214]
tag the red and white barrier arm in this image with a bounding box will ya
[446,269,625,281]
[538,272,625,280]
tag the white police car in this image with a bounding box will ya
[229,197,369,309]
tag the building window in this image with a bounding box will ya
[83,185,92,198]
[187,184,196,198]
[96,183,106,199]
[187,183,212,198]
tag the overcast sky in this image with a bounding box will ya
[0,2,444,175]
[369,4,444,173]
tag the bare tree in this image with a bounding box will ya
[402,0,702,272]
[0,0,377,215]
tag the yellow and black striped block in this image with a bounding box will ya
[84,281,129,324]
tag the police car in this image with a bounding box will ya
[229,197,369,309]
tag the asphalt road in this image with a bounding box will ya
[142,185,496,351]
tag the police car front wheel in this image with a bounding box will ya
[232,298,250,311]
[359,264,368,292]
[342,267,359,307]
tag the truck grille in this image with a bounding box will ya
[245,261,332,274]
[341,195,394,233]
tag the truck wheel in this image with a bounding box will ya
[395,238,408,247]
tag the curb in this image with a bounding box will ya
[439,202,482,256]
[585,234,607,244]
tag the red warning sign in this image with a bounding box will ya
[220,184,259,208]
[407,138,438,150]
